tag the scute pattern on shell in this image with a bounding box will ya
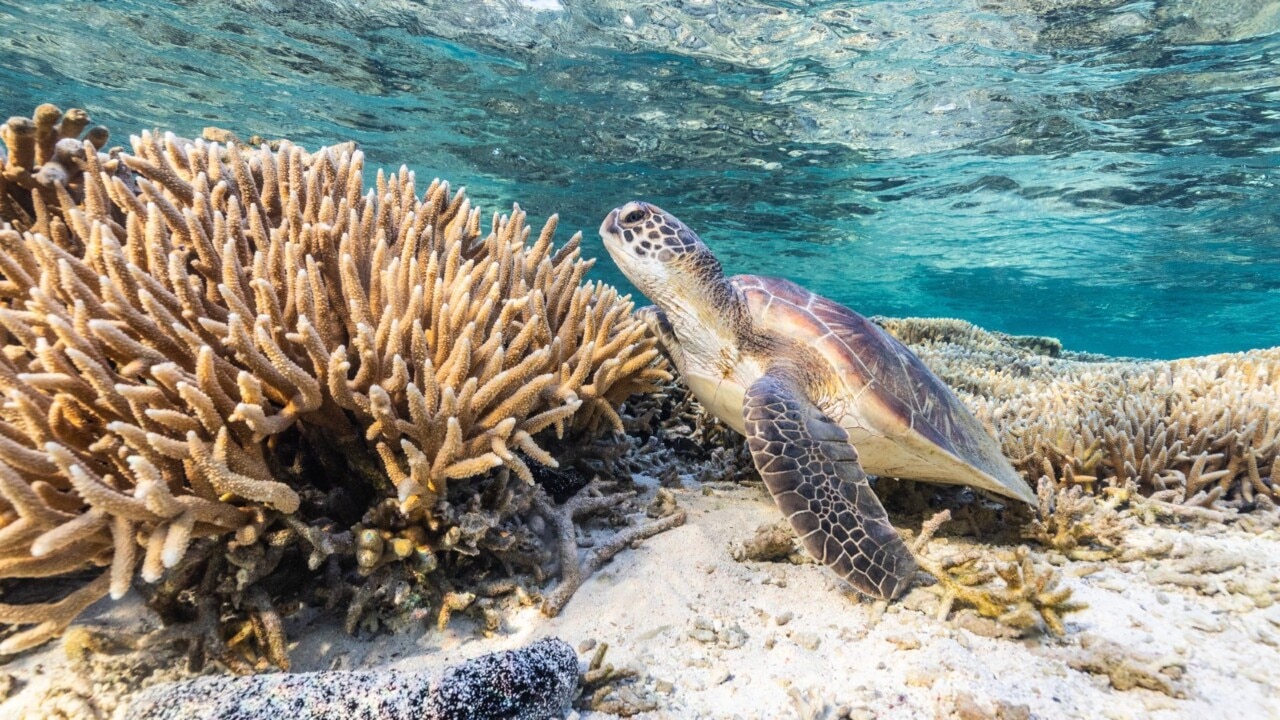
[732,275,1013,483]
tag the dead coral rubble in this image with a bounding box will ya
[1056,634,1187,697]
[876,317,1280,515]
[0,104,672,658]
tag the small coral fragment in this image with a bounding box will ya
[730,520,801,563]
[912,511,1087,637]
[1058,634,1186,697]
[578,641,659,717]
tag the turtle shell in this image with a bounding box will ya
[732,275,1034,504]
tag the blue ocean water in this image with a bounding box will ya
[2,0,1278,358]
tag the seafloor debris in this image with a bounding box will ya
[577,641,660,717]
[787,684,863,720]
[730,520,807,564]
[876,317,1280,515]
[687,615,749,649]
[1053,634,1187,697]
[0,102,674,660]
[124,636,580,720]
[944,691,1032,720]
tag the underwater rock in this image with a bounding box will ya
[123,637,579,720]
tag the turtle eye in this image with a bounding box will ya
[623,209,645,224]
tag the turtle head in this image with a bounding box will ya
[600,201,724,307]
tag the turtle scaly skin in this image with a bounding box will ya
[743,370,916,599]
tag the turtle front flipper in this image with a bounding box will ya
[743,370,917,599]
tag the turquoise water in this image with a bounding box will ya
[3,0,1278,358]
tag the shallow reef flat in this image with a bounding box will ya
[2,475,1278,719]
[2,106,1279,719]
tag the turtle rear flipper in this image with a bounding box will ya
[743,370,917,599]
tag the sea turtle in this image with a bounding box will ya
[599,201,1037,599]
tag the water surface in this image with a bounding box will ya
[3,0,1278,357]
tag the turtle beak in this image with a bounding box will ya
[600,208,621,238]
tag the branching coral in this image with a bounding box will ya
[911,510,1087,636]
[0,103,670,655]
[1022,480,1130,560]
[876,317,1280,514]
[1,104,113,233]
[577,641,660,717]
[535,480,686,617]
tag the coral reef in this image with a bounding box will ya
[0,103,672,659]
[875,317,1280,514]
[1055,634,1187,697]
[124,636,579,720]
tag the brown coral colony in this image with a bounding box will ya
[877,318,1280,515]
[0,104,670,654]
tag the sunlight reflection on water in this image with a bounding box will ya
[2,0,1278,357]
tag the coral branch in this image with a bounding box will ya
[912,510,1087,637]
[535,483,687,616]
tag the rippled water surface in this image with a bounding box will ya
[3,0,1279,357]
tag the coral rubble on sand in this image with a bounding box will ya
[0,103,675,665]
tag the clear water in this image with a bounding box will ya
[3,0,1278,358]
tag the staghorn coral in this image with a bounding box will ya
[875,317,1280,515]
[0,103,671,657]
[910,510,1087,637]
[1021,480,1130,561]
[1,105,113,234]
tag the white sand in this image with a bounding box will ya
[3,481,1279,719]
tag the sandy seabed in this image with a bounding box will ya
[2,476,1278,720]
